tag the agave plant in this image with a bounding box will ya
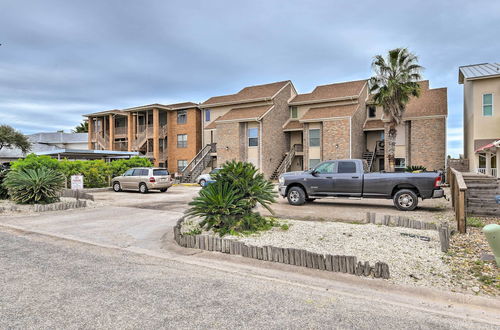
[3,167,65,204]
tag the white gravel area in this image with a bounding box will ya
[0,198,98,216]
[184,218,454,289]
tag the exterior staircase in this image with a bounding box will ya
[269,144,301,180]
[362,151,375,171]
[180,144,216,183]
[462,174,500,216]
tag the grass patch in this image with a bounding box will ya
[467,217,485,228]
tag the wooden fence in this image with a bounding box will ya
[447,167,467,234]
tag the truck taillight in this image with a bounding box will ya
[434,176,441,188]
[149,177,156,183]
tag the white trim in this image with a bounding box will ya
[289,95,358,106]
[349,116,354,159]
[300,116,351,123]
[402,115,447,120]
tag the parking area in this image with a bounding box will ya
[260,187,453,224]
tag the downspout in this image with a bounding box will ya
[349,117,352,159]
[259,120,263,172]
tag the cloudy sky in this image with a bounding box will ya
[1,1,499,157]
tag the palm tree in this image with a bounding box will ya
[73,121,88,133]
[369,48,423,172]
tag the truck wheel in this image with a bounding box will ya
[287,186,306,206]
[393,189,418,211]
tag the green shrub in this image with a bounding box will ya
[11,154,59,171]
[405,165,427,172]
[9,155,153,189]
[0,167,9,199]
[3,167,65,204]
[467,217,485,228]
[187,161,276,236]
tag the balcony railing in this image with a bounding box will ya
[477,168,498,177]
[115,127,127,136]
[113,141,128,151]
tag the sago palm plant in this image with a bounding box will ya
[369,48,423,172]
[3,167,65,204]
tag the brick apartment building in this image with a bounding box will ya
[84,79,447,181]
[85,102,201,174]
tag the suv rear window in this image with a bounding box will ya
[338,161,357,174]
[153,169,169,176]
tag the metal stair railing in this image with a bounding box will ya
[181,144,215,182]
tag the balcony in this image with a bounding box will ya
[113,141,128,151]
[115,126,127,136]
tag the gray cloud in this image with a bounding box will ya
[1,0,499,156]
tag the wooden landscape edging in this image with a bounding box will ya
[34,200,87,212]
[173,217,390,279]
[365,212,450,252]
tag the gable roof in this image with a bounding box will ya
[216,105,273,122]
[290,79,367,105]
[459,63,500,83]
[363,119,385,130]
[201,81,290,107]
[300,103,359,121]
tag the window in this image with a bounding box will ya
[177,110,187,124]
[395,158,406,171]
[338,161,357,174]
[153,169,169,176]
[205,109,211,122]
[290,106,298,118]
[248,127,258,147]
[177,134,187,148]
[177,160,188,172]
[368,106,376,118]
[309,129,320,147]
[309,159,321,169]
[133,169,148,176]
[315,161,336,174]
[483,94,493,116]
[123,169,134,176]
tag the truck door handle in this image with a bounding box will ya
[326,176,333,179]
[352,176,359,179]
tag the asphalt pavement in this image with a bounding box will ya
[0,227,498,329]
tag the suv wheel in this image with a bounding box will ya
[287,186,306,206]
[113,182,122,192]
[139,183,149,194]
[159,188,168,192]
[393,189,418,211]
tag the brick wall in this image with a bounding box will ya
[215,121,243,167]
[261,84,295,177]
[167,107,202,174]
[350,85,368,158]
[409,117,446,171]
[322,119,351,160]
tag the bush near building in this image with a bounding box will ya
[9,154,152,189]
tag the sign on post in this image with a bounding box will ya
[71,175,84,190]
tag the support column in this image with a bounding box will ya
[109,114,115,151]
[485,153,492,176]
[496,148,500,178]
[153,108,160,166]
[87,117,93,150]
[127,113,133,152]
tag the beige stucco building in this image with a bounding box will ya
[459,63,500,178]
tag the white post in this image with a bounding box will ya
[486,153,492,176]
[497,148,500,178]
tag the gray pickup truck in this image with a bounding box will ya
[278,159,444,211]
